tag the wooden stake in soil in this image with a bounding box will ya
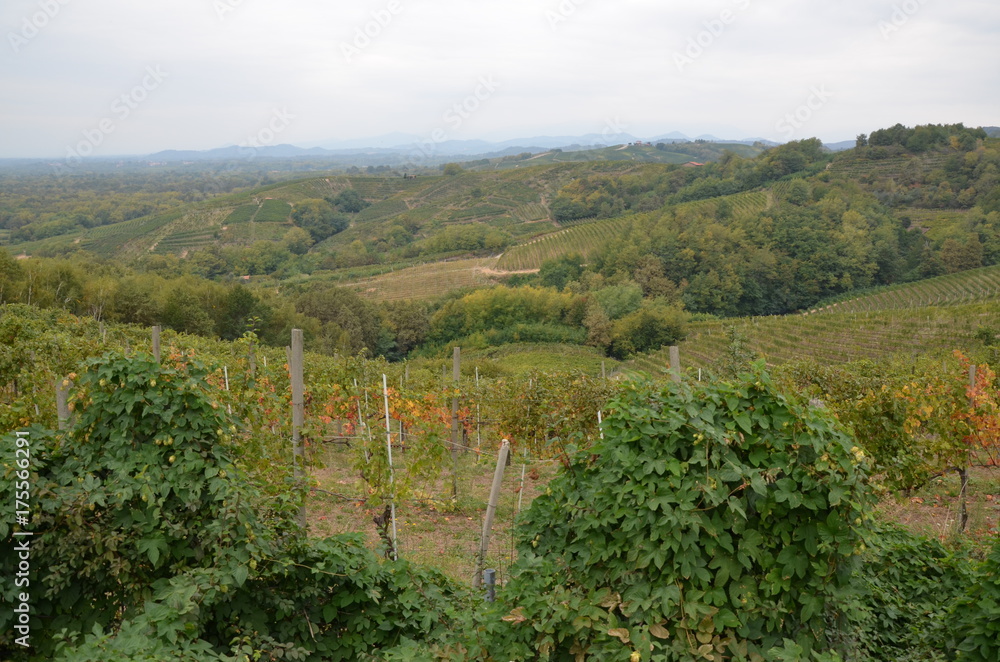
[56,377,72,431]
[152,326,161,362]
[290,329,307,529]
[382,374,399,560]
[355,378,370,463]
[516,463,526,516]
[474,439,510,589]
[475,366,482,464]
[451,346,461,498]
[960,364,976,531]
[669,346,681,382]
[223,366,232,415]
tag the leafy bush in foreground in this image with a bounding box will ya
[484,368,872,660]
[0,352,464,661]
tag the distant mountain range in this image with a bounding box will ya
[80,126,1000,164]
[146,132,790,163]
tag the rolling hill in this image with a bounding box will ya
[630,265,1000,376]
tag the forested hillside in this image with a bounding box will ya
[1,123,997,363]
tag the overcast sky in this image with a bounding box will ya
[1,0,997,158]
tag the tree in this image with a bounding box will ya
[382,300,430,359]
[216,286,270,340]
[160,286,215,336]
[0,248,24,304]
[330,189,369,214]
[291,199,348,242]
[939,237,983,274]
[295,286,383,355]
[856,133,868,149]
[608,300,686,358]
[592,282,643,320]
[583,302,614,351]
[538,254,583,290]
[109,277,160,326]
[442,163,464,176]
[282,227,314,256]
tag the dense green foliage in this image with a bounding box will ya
[481,369,872,660]
[0,350,464,661]
[950,537,1000,660]
[850,523,977,661]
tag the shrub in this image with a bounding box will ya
[487,367,872,660]
[951,536,1000,661]
[851,523,975,660]
[0,352,464,661]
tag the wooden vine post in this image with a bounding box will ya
[473,439,510,589]
[960,364,975,531]
[56,377,72,431]
[152,326,161,362]
[382,374,399,560]
[475,366,482,464]
[450,346,461,498]
[669,346,681,382]
[290,329,307,528]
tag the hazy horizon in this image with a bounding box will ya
[1,0,998,159]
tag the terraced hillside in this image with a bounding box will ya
[15,162,689,260]
[813,265,1000,313]
[496,216,634,271]
[630,266,1000,375]
[504,141,763,167]
[826,151,954,179]
[631,304,989,376]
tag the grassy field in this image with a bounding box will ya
[464,342,619,376]
[341,257,502,301]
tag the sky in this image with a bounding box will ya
[0,0,998,158]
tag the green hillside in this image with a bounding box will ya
[501,141,763,167]
[630,265,1000,376]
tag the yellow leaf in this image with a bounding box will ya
[501,607,526,623]
[649,623,671,639]
[599,592,622,609]
[608,627,631,643]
